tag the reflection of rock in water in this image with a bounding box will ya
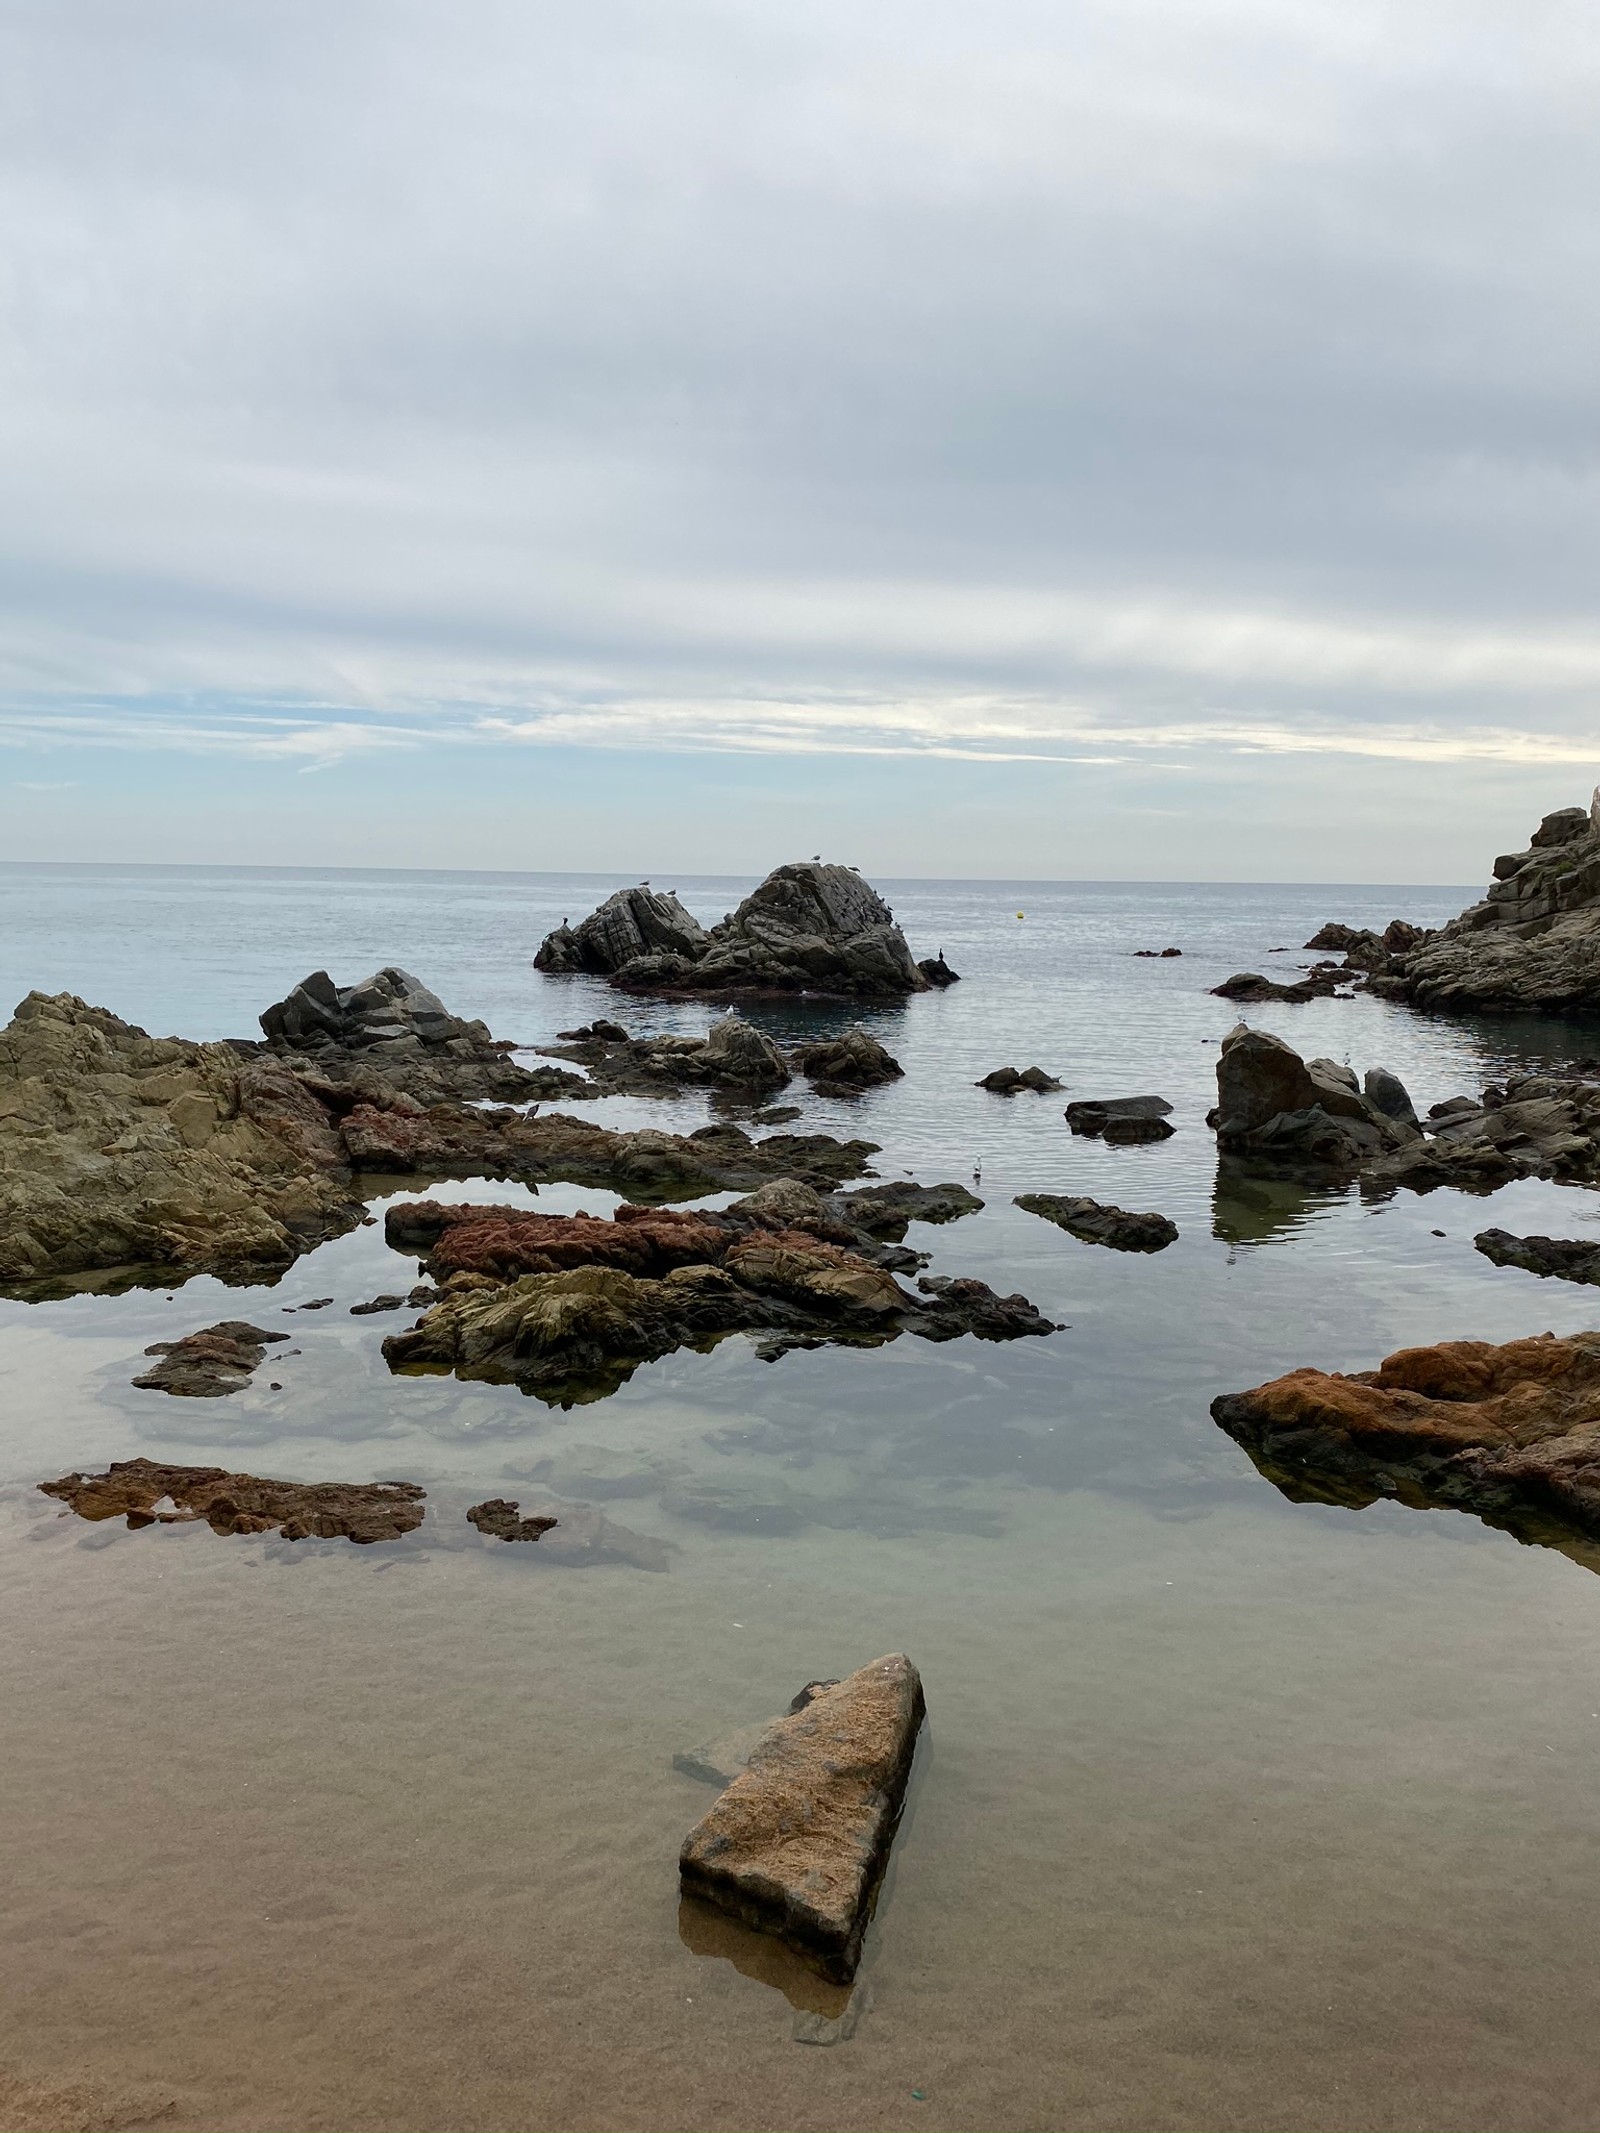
[1211,1159,1348,1246]
[677,1894,855,2021]
[1212,1332,1600,1562]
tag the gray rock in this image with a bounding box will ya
[1015,1194,1177,1251]
[1066,1094,1173,1137]
[1474,1228,1600,1283]
[1212,1025,1420,1168]
[533,888,708,975]
[1364,1066,1419,1128]
[790,1027,903,1091]
[978,1065,1063,1094]
[260,966,556,1104]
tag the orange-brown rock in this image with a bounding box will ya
[40,1457,426,1544]
[131,1319,289,1396]
[678,1654,925,1982]
[1212,1332,1600,1542]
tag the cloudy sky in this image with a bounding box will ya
[2,0,1597,878]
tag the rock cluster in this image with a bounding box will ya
[679,1654,925,1983]
[1014,1194,1178,1252]
[259,966,571,1104]
[977,1066,1062,1095]
[543,1016,901,1098]
[1211,967,1349,1005]
[536,863,933,999]
[1212,1333,1600,1548]
[132,1320,289,1397]
[0,991,884,1290]
[1209,1026,1421,1169]
[40,1458,427,1544]
[381,1188,1052,1403]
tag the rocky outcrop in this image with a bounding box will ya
[543,1014,792,1096]
[1212,1333,1600,1548]
[790,1029,903,1093]
[678,1655,925,1983]
[1211,968,1347,1004]
[132,1320,289,1396]
[533,888,710,975]
[40,1458,426,1543]
[978,1066,1062,1095]
[0,991,365,1289]
[1475,1230,1600,1284]
[1210,1026,1420,1169]
[536,864,932,1000]
[1014,1194,1178,1251]
[381,1198,1054,1403]
[918,953,960,987]
[1303,919,1422,971]
[260,966,569,1104]
[1066,1095,1174,1143]
[1362,1076,1600,1195]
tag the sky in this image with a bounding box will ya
[1,0,1598,880]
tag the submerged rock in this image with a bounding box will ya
[1475,1230,1600,1284]
[678,1654,925,1983]
[1212,1333,1600,1548]
[537,863,932,1000]
[978,1066,1063,1095]
[1015,1194,1177,1252]
[131,1320,289,1397]
[40,1457,426,1544]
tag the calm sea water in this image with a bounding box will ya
[6,863,1600,2133]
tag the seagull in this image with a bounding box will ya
[812,853,821,861]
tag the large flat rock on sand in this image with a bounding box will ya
[678,1653,924,1982]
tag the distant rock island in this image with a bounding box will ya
[535,862,954,999]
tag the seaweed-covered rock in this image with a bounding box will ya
[132,1320,289,1396]
[1015,1194,1177,1252]
[537,864,932,1000]
[40,1458,426,1544]
[679,1654,925,1983]
[1212,1333,1600,1547]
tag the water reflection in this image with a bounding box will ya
[1210,1159,1349,1248]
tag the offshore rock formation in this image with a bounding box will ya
[40,1457,426,1544]
[132,1320,289,1397]
[259,965,574,1104]
[1015,1194,1178,1252]
[382,1192,1052,1403]
[789,1029,903,1093]
[1212,1333,1600,1548]
[1400,799,1600,1012]
[541,1016,902,1098]
[1209,1025,1420,1169]
[0,991,882,1291]
[978,1066,1063,1095]
[1211,967,1347,1005]
[1475,1229,1600,1285]
[536,864,932,1000]
[679,1654,925,1984]
[0,991,366,1288]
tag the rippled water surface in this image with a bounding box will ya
[6,864,1600,2132]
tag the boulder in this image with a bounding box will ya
[1363,1065,1419,1128]
[40,1458,426,1544]
[533,888,709,975]
[1210,1026,1421,1170]
[678,1655,925,1982]
[1015,1194,1177,1251]
[537,864,933,1000]
[1475,1230,1600,1284]
[132,1320,289,1397]
[1065,1095,1173,1139]
[917,954,961,987]
[1212,1333,1600,1547]
[790,1028,903,1093]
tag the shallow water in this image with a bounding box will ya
[6,866,1600,2131]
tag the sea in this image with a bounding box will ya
[5,863,1600,2132]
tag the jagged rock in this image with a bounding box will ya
[534,888,710,975]
[1475,1230,1600,1284]
[1363,1076,1600,1195]
[1396,797,1600,1012]
[1212,1333,1600,1548]
[827,1180,983,1236]
[131,1320,289,1396]
[978,1066,1063,1095]
[260,966,566,1105]
[466,1498,560,1542]
[1015,1194,1177,1251]
[1210,1026,1420,1169]
[540,1015,792,1095]
[381,1201,1054,1404]
[790,1028,903,1092]
[0,991,365,1288]
[918,953,961,987]
[678,1655,925,1983]
[1065,1095,1174,1141]
[1363,1065,1419,1128]
[40,1458,426,1544]
[537,864,932,1000]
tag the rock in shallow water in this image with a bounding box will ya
[679,1654,925,1983]
[131,1320,289,1396]
[40,1458,426,1544]
[1015,1194,1178,1252]
[1475,1230,1600,1285]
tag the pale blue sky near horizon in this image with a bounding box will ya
[2,1,1598,880]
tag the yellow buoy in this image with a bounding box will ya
[1016,910,1024,920]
